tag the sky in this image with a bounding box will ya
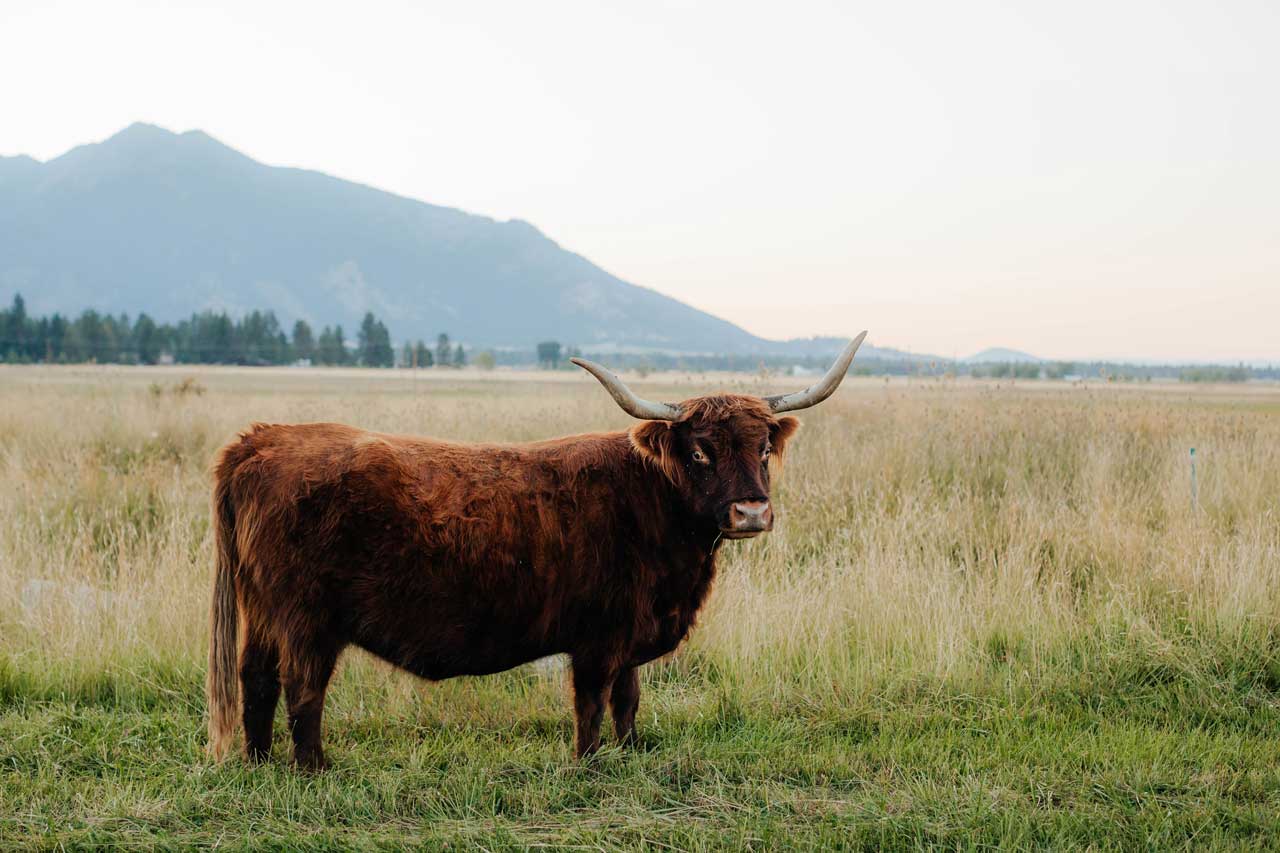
[2,0,1277,362]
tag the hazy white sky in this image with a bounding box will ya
[3,0,1277,361]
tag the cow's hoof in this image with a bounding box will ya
[292,751,329,773]
[243,747,272,765]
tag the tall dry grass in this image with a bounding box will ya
[2,365,1278,718]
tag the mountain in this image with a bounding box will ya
[964,347,1043,363]
[0,123,877,356]
[767,335,939,362]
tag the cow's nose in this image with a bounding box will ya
[729,500,772,532]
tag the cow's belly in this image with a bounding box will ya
[337,558,566,681]
[354,633,553,680]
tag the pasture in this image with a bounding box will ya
[2,365,1279,849]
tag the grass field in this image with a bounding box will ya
[2,365,1279,850]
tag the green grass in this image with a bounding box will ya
[4,367,1280,849]
[4,651,1280,850]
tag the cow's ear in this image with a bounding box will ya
[770,416,800,456]
[630,420,683,483]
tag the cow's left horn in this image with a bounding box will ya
[571,358,682,421]
[765,331,868,413]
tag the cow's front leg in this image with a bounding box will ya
[610,666,640,748]
[570,656,615,758]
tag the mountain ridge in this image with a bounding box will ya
[1,123,889,357]
[963,347,1043,363]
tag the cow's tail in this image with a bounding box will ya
[206,474,240,760]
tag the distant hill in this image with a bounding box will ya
[0,123,881,357]
[964,347,1043,363]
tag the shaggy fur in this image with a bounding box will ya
[207,394,799,768]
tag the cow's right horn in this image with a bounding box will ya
[765,331,867,413]
[571,358,682,421]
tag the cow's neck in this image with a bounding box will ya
[622,448,724,659]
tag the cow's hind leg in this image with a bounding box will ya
[282,640,340,771]
[610,666,641,748]
[239,636,281,763]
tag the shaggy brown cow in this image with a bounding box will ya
[207,333,866,768]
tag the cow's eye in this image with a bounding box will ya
[761,443,771,462]
[691,448,710,465]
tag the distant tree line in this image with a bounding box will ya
[3,294,1274,379]
[970,362,1045,380]
[396,333,473,369]
[520,346,1278,382]
[0,293,411,367]
[1179,365,1250,383]
[967,360,1270,382]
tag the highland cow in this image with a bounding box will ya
[207,334,865,768]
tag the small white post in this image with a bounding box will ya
[1189,447,1198,511]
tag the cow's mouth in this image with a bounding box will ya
[720,528,767,540]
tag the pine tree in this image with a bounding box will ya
[374,323,393,366]
[133,314,160,364]
[292,320,315,363]
[333,325,347,365]
[357,312,393,367]
[414,340,433,368]
[4,294,28,361]
[358,313,378,366]
[317,326,339,365]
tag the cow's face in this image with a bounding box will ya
[630,396,800,538]
[574,335,864,537]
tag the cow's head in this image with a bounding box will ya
[573,332,866,539]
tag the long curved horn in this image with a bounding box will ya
[765,331,868,413]
[571,357,682,421]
